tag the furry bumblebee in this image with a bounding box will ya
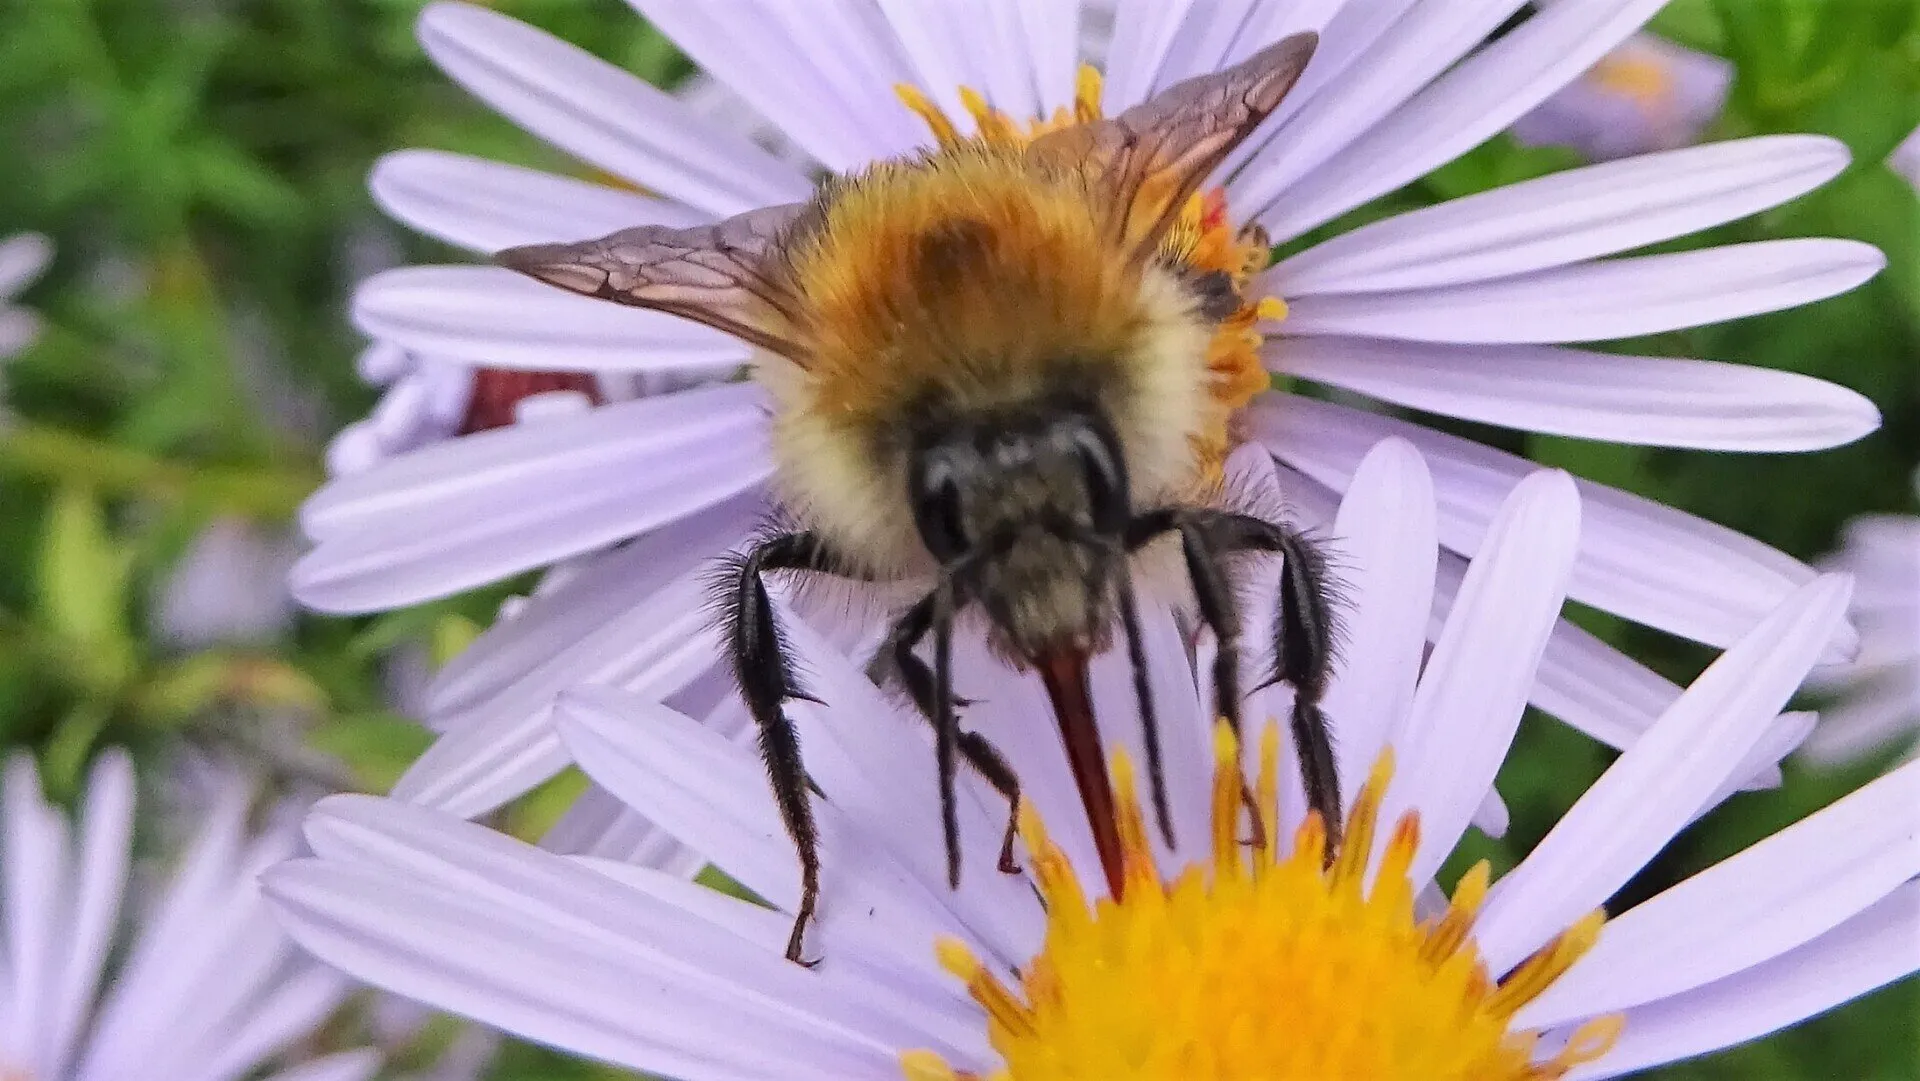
[501,34,1339,963]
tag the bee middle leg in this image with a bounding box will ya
[868,589,1024,881]
[1127,508,1343,852]
[720,529,855,964]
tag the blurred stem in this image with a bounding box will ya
[0,423,319,519]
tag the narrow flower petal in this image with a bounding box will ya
[263,1050,384,1081]
[44,752,135,1080]
[391,563,721,817]
[1147,0,1264,93]
[1261,0,1670,240]
[1101,0,1197,107]
[1230,0,1532,221]
[1565,881,1920,1080]
[1319,437,1437,803]
[262,846,896,1080]
[1249,394,1856,660]
[352,267,747,372]
[293,384,771,612]
[1016,0,1083,114]
[1475,575,1855,972]
[1275,136,1847,295]
[4,756,69,1072]
[415,2,809,214]
[543,785,701,877]
[629,0,921,170]
[1281,240,1885,344]
[370,150,708,254]
[1519,759,1920,1028]
[197,968,357,1081]
[1271,337,1879,452]
[0,232,52,299]
[426,494,760,716]
[1384,469,1582,884]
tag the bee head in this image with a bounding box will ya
[908,396,1131,661]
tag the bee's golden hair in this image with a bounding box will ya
[757,144,1214,578]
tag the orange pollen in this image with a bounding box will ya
[900,725,1623,1081]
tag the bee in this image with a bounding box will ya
[499,34,1338,963]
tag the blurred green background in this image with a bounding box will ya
[0,0,1915,1078]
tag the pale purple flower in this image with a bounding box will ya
[294,0,1882,827]
[154,517,302,649]
[264,440,1915,1079]
[1801,481,1920,765]
[1510,32,1731,161]
[0,233,51,361]
[1891,123,1920,193]
[0,751,378,1081]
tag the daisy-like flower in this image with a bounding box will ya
[297,0,1882,828]
[1799,477,1920,766]
[264,440,1917,1080]
[1,750,379,1081]
[1509,31,1731,161]
[0,232,51,361]
[154,516,302,649]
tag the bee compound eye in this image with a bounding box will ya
[1071,423,1129,536]
[911,450,971,565]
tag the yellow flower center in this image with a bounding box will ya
[1587,49,1679,117]
[900,725,1623,1081]
[896,69,1282,486]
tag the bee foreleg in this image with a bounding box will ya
[870,590,1024,880]
[1115,574,1176,849]
[719,530,847,965]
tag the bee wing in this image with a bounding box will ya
[496,202,810,360]
[1029,32,1317,259]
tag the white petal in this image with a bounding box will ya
[1281,239,1884,344]
[1249,394,1856,660]
[263,841,896,1080]
[43,752,135,1080]
[1018,0,1083,114]
[1231,0,1530,221]
[293,384,771,612]
[543,785,701,876]
[1261,0,1670,240]
[1475,575,1854,972]
[629,0,919,170]
[371,150,707,254]
[1148,0,1264,93]
[1101,0,1197,108]
[263,1051,384,1081]
[1270,337,1879,452]
[352,266,747,372]
[3,755,68,1072]
[0,233,52,299]
[1799,667,1920,763]
[392,563,723,817]
[415,2,808,215]
[1566,881,1920,1080]
[554,687,1034,987]
[1518,758,1920,1028]
[1385,470,1582,885]
[1275,136,1848,295]
[196,968,356,1081]
[1319,437,1437,804]
[427,493,761,715]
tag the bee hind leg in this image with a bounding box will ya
[718,530,851,965]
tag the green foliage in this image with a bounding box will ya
[0,1,1916,1078]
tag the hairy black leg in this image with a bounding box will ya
[718,530,844,964]
[1117,576,1175,847]
[931,585,961,889]
[871,591,1023,877]
[1167,510,1345,851]
[1127,510,1266,848]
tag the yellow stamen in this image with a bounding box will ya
[903,725,1622,1080]
[895,66,1287,488]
